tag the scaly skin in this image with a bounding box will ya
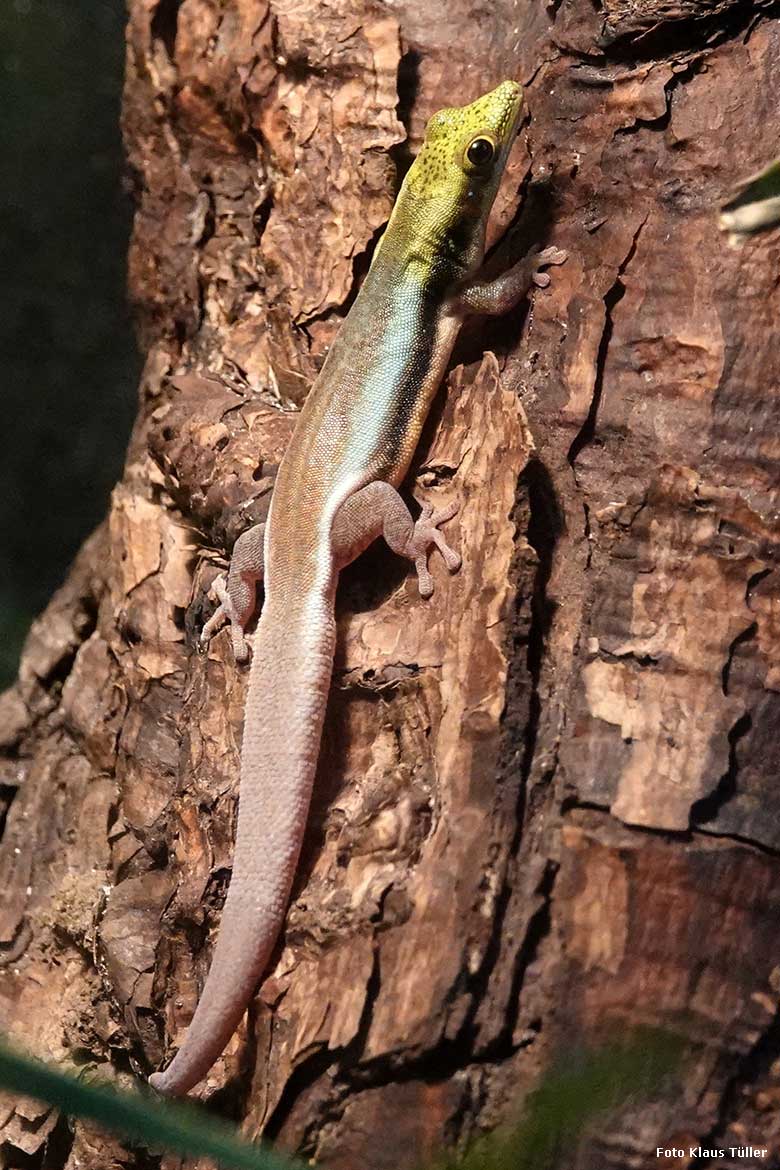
[150,80,565,1096]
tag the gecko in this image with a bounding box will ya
[150,79,565,1096]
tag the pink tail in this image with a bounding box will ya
[150,593,336,1096]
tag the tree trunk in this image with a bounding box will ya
[2,1,780,1167]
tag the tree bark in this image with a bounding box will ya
[2,1,780,1167]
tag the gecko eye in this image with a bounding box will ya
[466,137,496,168]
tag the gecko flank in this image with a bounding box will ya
[150,79,565,1096]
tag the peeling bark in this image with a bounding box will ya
[2,2,780,1168]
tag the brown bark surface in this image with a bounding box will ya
[2,1,780,1167]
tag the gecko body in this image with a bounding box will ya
[150,80,564,1096]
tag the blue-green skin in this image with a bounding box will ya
[274,79,526,583]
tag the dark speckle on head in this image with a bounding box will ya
[406,80,523,203]
[382,81,524,286]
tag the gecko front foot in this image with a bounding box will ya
[409,501,462,598]
[530,245,568,288]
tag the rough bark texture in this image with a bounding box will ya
[2,1,780,1168]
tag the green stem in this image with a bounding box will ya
[0,1042,301,1170]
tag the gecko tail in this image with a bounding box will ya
[150,593,336,1097]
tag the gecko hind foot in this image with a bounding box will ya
[410,501,462,598]
[199,521,266,664]
[200,575,253,662]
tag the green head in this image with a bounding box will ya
[387,81,524,280]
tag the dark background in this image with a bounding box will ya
[0,1,139,687]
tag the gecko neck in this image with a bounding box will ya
[370,185,489,297]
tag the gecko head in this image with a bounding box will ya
[399,81,523,269]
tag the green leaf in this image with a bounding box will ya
[0,1028,683,1170]
[720,158,780,235]
[0,1041,301,1170]
[431,1027,684,1170]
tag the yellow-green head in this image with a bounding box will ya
[383,81,524,282]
